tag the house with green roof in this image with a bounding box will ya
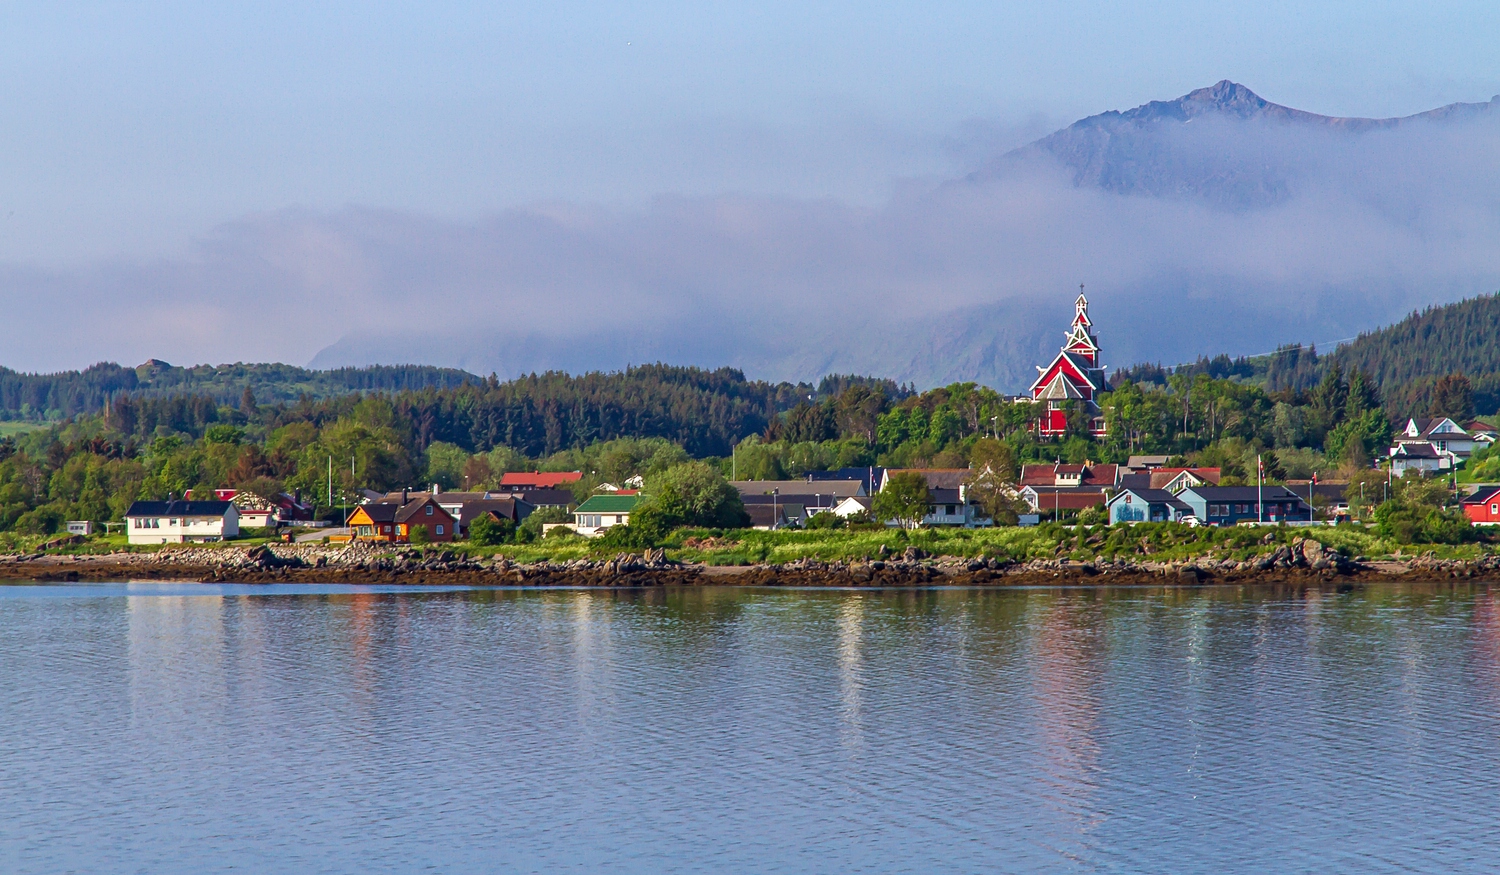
[572,494,643,537]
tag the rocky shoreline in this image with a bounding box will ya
[0,539,1497,586]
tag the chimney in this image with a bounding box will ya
[431,483,440,495]
[402,488,409,505]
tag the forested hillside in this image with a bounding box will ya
[1118,293,1500,418]
[0,360,479,421]
[1324,294,1500,416]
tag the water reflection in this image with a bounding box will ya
[3,583,1500,873]
[836,595,865,754]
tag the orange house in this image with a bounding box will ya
[347,494,457,542]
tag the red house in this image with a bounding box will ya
[1029,292,1109,438]
[1462,486,1500,525]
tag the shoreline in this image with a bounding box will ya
[0,545,1490,587]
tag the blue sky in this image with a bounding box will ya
[2,1,1498,263]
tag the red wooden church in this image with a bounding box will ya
[1028,292,1109,438]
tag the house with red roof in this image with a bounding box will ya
[499,471,583,490]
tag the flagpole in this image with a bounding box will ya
[1257,453,1263,524]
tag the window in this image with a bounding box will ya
[425,505,434,516]
[436,525,444,535]
[946,505,956,515]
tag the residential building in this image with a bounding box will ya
[503,488,575,511]
[125,500,240,544]
[747,503,799,530]
[499,471,584,490]
[1106,488,1193,524]
[65,521,95,536]
[220,489,316,528]
[831,496,873,518]
[1020,485,1109,516]
[878,469,990,527]
[1126,455,1171,469]
[455,498,533,537]
[1285,481,1352,520]
[1389,441,1452,477]
[1019,462,1120,489]
[1462,486,1500,525]
[1152,468,1221,492]
[1175,486,1313,525]
[572,494,642,537]
[732,479,866,498]
[1395,417,1479,458]
[346,492,457,542]
[742,493,836,526]
[806,467,885,494]
[1028,293,1109,438]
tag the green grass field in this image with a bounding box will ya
[0,421,45,438]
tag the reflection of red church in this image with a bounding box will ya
[1029,293,1108,438]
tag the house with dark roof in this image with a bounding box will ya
[1106,488,1193,524]
[125,500,240,544]
[455,498,534,537]
[347,492,458,542]
[876,469,991,527]
[1176,486,1312,525]
[806,467,885,494]
[1396,417,1479,458]
[1389,441,1451,477]
[1462,486,1500,525]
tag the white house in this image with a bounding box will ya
[1395,418,1479,459]
[124,500,240,544]
[570,494,642,537]
[1389,441,1453,477]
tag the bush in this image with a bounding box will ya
[645,461,747,528]
[520,506,571,540]
[597,505,672,549]
[468,515,513,547]
[804,511,845,530]
[407,524,431,545]
[1075,506,1107,526]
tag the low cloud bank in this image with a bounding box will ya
[6,111,1500,389]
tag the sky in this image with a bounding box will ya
[3,2,1500,378]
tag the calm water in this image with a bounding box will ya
[3,582,1500,873]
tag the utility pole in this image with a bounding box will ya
[1257,453,1264,524]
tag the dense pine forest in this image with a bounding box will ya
[0,360,480,421]
[1118,292,1500,416]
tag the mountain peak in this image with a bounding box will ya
[1179,80,1270,116]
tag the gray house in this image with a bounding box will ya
[1176,486,1313,525]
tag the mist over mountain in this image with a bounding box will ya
[6,81,1500,390]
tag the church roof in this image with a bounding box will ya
[1030,350,1105,394]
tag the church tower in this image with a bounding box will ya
[1027,289,1109,438]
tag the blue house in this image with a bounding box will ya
[1176,486,1313,525]
[1106,488,1192,524]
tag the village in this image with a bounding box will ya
[116,294,1500,546]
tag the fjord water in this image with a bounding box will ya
[2,584,1498,873]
